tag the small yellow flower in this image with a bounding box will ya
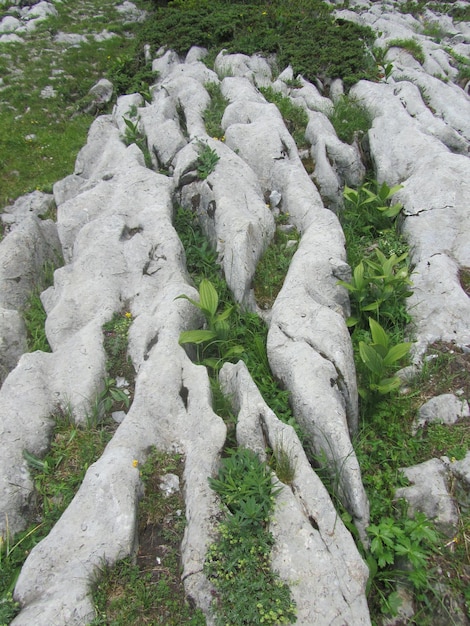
[132,459,139,467]
[451,456,457,463]
[125,312,132,319]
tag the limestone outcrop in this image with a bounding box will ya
[1,0,469,624]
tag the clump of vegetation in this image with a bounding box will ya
[205,448,296,625]
[23,259,61,352]
[387,38,426,65]
[91,449,206,625]
[140,0,376,88]
[196,140,220,179]
[254,219,299,309]
[0,408,116,623]
[204,82,229,139]
[260,86,309,148]
[328,95,372,144]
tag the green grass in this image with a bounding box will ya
[23,260,62,352]
[387,38,425,65]
[253,220,299,309]
[328,95,372,144]
[0,0,153,207]
[0,410,116,622]
[91,449,206,625]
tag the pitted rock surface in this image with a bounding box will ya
[1,0,469,624]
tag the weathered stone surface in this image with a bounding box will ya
[305,110,365,210]
[266,213,368,536]
[82,77,114,114]
[414,393,470,433]
[0,308,27,386]
[214,50,273,87]
[174,138,275,308]
[0,217,61,310]
[219,361,371,625]
[350,79,470,356]
[1,190,55,229]
[395,458,459,537]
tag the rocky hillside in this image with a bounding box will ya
[0,0,469,624]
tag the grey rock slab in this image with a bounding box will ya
[115,0,146,23]
[1,190,55,229]
[290,76,334,116]
[350,80,470,356]
[219,361,371,625]
[392,80,469,155]
[151,48,180,80]
[0,307,27,386]
[0,15,21,33]
[414,393,470,433]
[220,77,324,232]
[156,74,211,139]
[0,32,24,43]
[305,110,365,210]
[449,451,470,489]
[53,31,88,45]
[83,77,114,114]
[52,173,93,205]
[395,458,459,537]
[0,333,105,537]
[214,50,273,87]
[0,216,61,311]
[74,114,130,182]
[13,310,225,625]
[389,62,470,142]
[174,139,275,308]
[139,96,187,169]
[267,217,369,537]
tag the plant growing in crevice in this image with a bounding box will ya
[260,86,309,149]
[328,95,372,144]
[366,512,440,618]
[387,38,425,65]
[205,448,296,625]
[122,116,152,168]
[22,259,61,352]
[91,449,206,625]
[343,181,404,235]
[338,248,413,329]
[177,278,244,370]
[358,317,412,399]
[254,221,299,309]
[195,140,220,180]
[203,81,228,139]
[1,408,115,622]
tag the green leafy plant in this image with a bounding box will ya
[366,513,440,616]
[196,140,220,179]
[205,448,296,625]
[343,181,404,233]
[358,318,412,397]
[122,116,152,167]
[177,279,244,369]
[338,248,412,328]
